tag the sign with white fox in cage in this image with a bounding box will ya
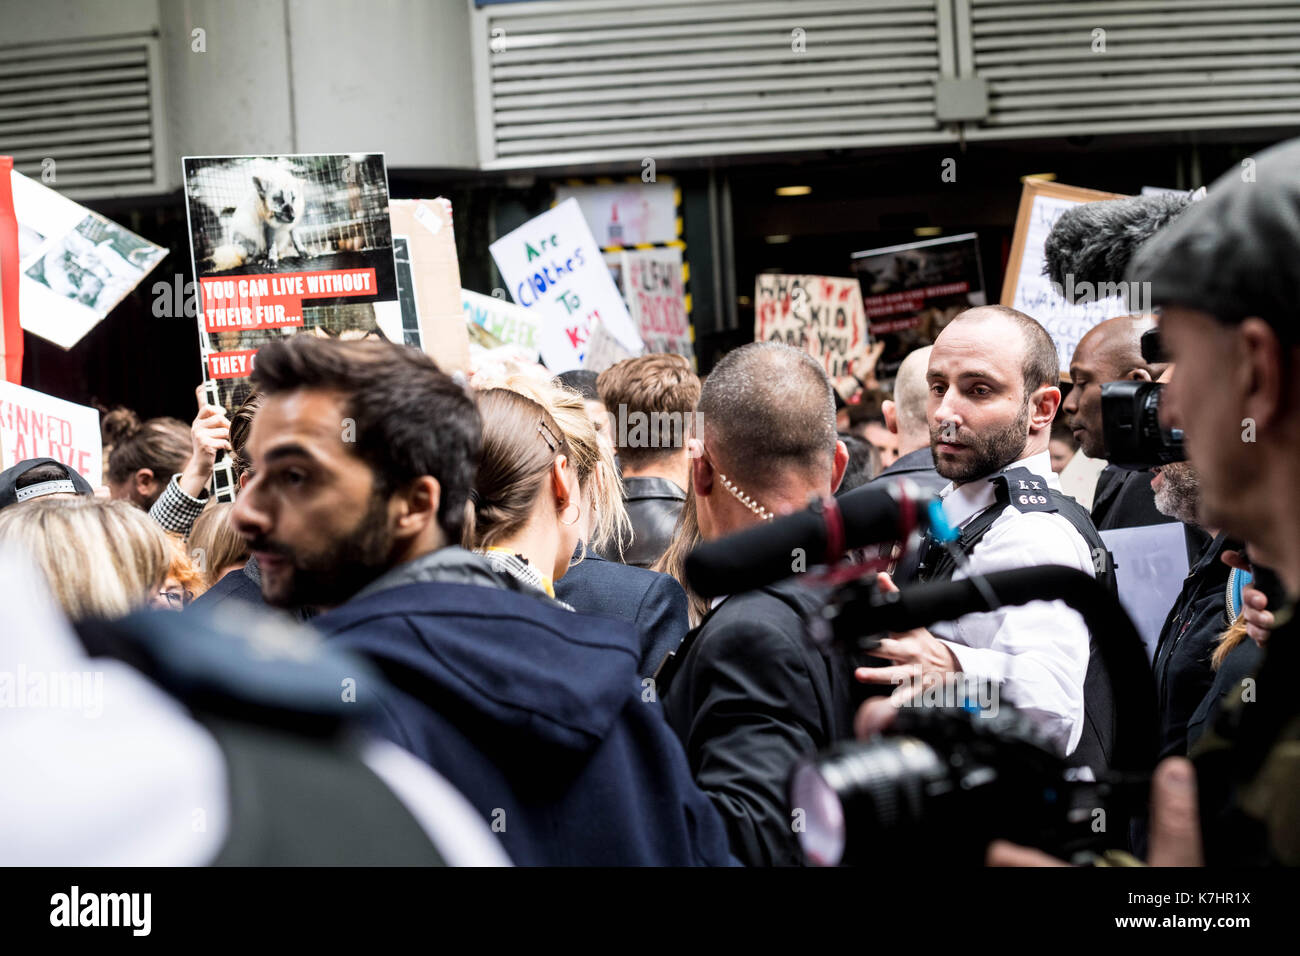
[182,153,418,420]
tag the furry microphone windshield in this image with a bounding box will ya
[1043,193,1195,302]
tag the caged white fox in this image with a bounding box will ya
[210,164,308,271]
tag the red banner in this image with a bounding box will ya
[206,349,259,380]
[0,157,22,384]
[199,267,378,333]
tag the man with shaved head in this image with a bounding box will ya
[858,305,1114,764]
[660,341,854,866]
[1063,314,1179,533]
[870,345,947,497]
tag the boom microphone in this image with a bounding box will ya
[1043,192,1196,300]
[684,480,935,599]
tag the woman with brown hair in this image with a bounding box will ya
[469,373,690,674]
[465,377,623,599]
[651,486,710,629]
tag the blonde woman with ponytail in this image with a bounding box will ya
[469,374,689,674]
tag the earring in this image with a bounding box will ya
[559,501,582,526]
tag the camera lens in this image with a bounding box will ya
[1140,386,1184,464]
[791,737,947,866]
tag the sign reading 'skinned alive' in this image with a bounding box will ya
[0,381,102,486]
[490,199,642,371]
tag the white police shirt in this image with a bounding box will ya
[927,450,1095,756]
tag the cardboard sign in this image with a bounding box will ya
[754,274,869,381]
[851,233,986,382]
[0,381,102,486]
[1001,180,1128,376]
[182,153,410,413]
[389,198,470,374]
[621,247,692,359]
[11,169,167,350]
[462,288,539,354]
[490,199,642,371]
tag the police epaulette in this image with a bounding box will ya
[996,467,1060,513]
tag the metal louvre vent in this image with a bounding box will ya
[968,0,1300,140]
[0,34,166,198]
[474,0,953,169]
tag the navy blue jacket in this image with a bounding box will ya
[312,580,734,866]
[554,552,689,676]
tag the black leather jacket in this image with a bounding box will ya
[620,476,686,568]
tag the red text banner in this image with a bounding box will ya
[200,268,378,332]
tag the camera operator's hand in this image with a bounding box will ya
[985,757,1204,867]
[1221,549,1273,648]
[854,572,961,689]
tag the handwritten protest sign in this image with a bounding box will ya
[621,248,692,360]
[463,288,539,354]
[489,199,642,371]
[1002,180,1127,376]
[0,380,101,485]
[754,274,869,380]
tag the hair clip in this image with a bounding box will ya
[537,420,559,452]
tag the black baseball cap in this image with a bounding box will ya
[0,458,94,510]
[1130,137,1300,343]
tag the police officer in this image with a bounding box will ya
[854,305,1108,762]
[994,135,1300,867]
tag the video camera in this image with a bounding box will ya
[684,485,1157,866]
[1100,327,1185,468]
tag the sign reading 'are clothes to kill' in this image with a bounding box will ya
[489,198,643,372]
[754,274,869,380]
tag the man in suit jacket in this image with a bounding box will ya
[596,355,700,568]
[555,549,689,676]
[660,342,855,866]
[849,347,946,582]
[864,347,947,499]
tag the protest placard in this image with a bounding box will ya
[621,247,692,360]
[389,198,469,374]
[11,168,167,350]
[489,198,642,371]
[851,233,986,382]
[754,274,869,381]
[554,180,679,248]
[183,153,410,414]
[1002,180,1127,376]
[463,288,539,355]
[0,380,102,486]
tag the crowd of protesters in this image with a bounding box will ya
[2,137,1299,868]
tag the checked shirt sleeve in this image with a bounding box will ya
[148,473,208,537]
